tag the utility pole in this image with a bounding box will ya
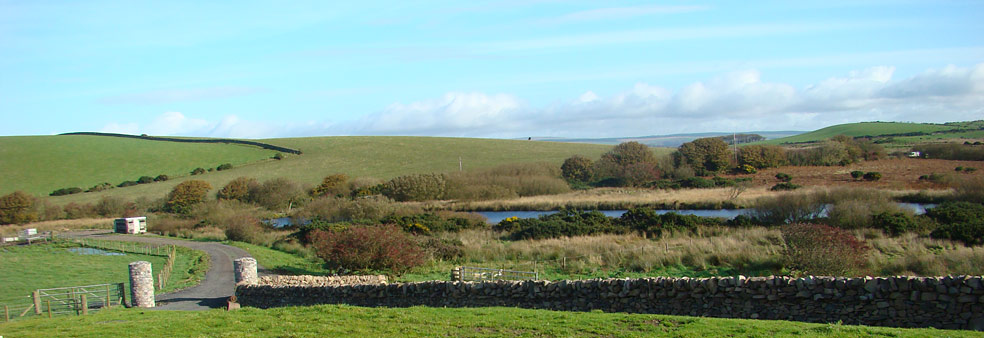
[459,157,462,172]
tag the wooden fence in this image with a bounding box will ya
[1,283,126,322]
[452,267,538,282]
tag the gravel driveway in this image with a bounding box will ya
[63,230,264,310]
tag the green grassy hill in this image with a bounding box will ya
[759,122,957,144]
[1,135,611,203]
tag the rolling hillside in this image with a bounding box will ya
[759,121,984,145]
[0,135,611,203]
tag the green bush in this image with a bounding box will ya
[164,180,212,214]
[680,177,715,189]
[117,180,139,188]
[417,237,464,261]
[217,177,258,202]
[925,201,984,224]
[137,176,155,184]
[273,153,284,160]
[781,223,870,276]
[775,173,792,182]
[191,167,206,175]
[770,182,800,191]
[86,183,113,193]
[0,191,37,224]
[738,145,786,169]
[381,212,486,233]
[154,174,169,182]
[862,172,882,181]
[618,208,722,237]
[50,187,83,196]
[498,209,623,240]
[311,174,350,197]
[850,171,864,180]
[930,221,984,246]
[872,212,921,236]
[216,163,234,171]
[561,155,594,182]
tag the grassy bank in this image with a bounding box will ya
[0,304,976,337]
[0,241,208,301]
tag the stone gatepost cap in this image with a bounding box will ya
[129,261,151,267]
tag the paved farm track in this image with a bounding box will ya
[62,230,265,310]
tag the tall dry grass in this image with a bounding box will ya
[0,218,114,236]
[438,226,983,278]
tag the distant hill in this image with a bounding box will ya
[531,131,804,147]
[758,121,984,145]
[0,135,611,202]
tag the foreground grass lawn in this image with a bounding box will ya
[1,305,979,337]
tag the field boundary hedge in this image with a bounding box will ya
[59,132,302,155]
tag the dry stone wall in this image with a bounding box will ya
[236,275,984,330]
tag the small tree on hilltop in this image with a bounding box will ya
[165,180,212,214]
[561,155,594,182]
[675,137,732,175]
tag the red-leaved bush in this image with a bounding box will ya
[310,225,426,274]
[781,223,870,276]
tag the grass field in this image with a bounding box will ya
[758,122,959,145]
[0,304,977,337]
[0,241,208,301]
[4,135,611,204]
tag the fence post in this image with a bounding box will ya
[106,284,112,308]
[129,261,155,308]
[4,305,8,322]
[234,258,258,284]
[46,300,51,318]
[33,290,41,315]
[81,294,88,315]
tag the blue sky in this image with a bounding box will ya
[1,1,982,138]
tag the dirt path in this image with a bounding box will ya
[62,230,265,311]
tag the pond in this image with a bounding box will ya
[68,247,125,256]
[265,203,937,226]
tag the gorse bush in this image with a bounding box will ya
[310,225,426,273]
[872,212,924,236]
[217,177,258,202]
[216,163,233,171]
[50,187,83,196]
[247,178,307,211]
[381,212,486,233]
[311,174,350,197]
[863,172,882,181]
[495,209,623,240]
[926,202,984,245]
[164,180,212,214]
[117,181,139,188]
[191,167,206,175]
[154,174,169,182]
[561,155,594,182]
[781,223,869,276]
[137,176,155,184]
[619,208,722,237]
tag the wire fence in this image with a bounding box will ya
[452,267,538,282]
[69,238,177,290]
[1,283,126,322]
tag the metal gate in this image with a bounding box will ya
[2,283,126,321]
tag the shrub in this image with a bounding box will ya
[823,189,900,230]
[499,209,623,240]
[191,167,206,175]
[674,137,731,175]
[925,201,984,224]
[247,178,307,211]
[349,177,384,197]
[381,212,486,233]
[217,177,258,202]
[930,221,984,246]
[418,237,464,261]
[680,177,715,189]
[617,208,722,237]
[296,196,407,223]
[872,212,921,236]
[273,153,284,160]
[770,182,800,191]
[561,155,594,182]
[137,176,155,184]
[164,180,212,214]
[781,223,870,276]
[863,172,882,181]
[0,191,37,225]
[117,180,139,188]
[737,164,757,174]
[751,192,825,225]
[310,225,427,273]
[382,174,448,202]
[95,196,136,217]
[223,213,265,244]
[216,163,233,171]
[154,174,169,182]
[850,171,864,180]
[738,145,786,169]
[50,187,83,196]
[912,143,984,161]
[311,174,350,197]
[953,176,984,203]
[86,183,113,193]
[593,142,660,186]
[775,173,792,182]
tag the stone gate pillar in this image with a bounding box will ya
[128,261,155,308]
[234,257,258,285]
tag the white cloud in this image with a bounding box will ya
[99,63,984,139]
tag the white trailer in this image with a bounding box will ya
[114,217,147,234]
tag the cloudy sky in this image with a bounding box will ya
[1,1,982,139]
